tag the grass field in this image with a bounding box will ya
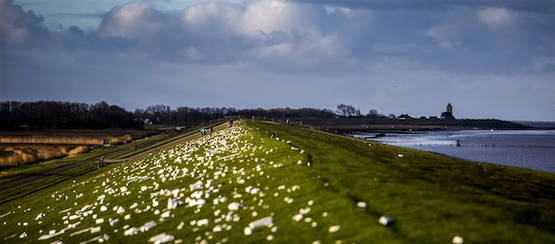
[0,121,553,243]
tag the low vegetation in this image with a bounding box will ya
[0,135,132,145]
[0,122,552,243]
[0,144,88,167]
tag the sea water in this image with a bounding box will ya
[352,130,555,173]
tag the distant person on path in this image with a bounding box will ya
[228,120,233,127]
[456,140,461,147]
[99,156,104,165]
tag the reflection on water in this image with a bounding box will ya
[352,130,555,173]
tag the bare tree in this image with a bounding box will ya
[336,104,362,117]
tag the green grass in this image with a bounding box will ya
[0,122,553,243]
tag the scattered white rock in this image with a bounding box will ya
[378,216,394,226]
[328,225,340,233]
[228,202,241,211]
[116,206,125,214]
[212,225,222,232]
[141,221,157,232]
[248,216,273,230]
[124,227,139,236]
[148,233,175,244]
[452,236,464,244]
[197,219,209,226]
[90,226,101,234]
[244,227,252,235]
[356,202,367,208]
[161,211,171,218]
[35,213,45,220]
[109,219,119,226]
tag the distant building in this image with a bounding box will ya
[440,103,455,120]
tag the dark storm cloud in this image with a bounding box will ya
[1,0,554,120]
[0,0,48,45]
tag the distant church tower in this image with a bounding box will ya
[440,103,455,120]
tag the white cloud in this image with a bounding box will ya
[425,24,460,49]
[98,2,170,38]
[2,0,555,120]
[478,7,513,27]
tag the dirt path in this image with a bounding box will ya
[0,122,230,192]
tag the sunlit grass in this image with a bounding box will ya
[0,122,553,243]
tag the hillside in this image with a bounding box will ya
[0,121,553,243]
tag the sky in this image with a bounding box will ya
[1,0,554,121]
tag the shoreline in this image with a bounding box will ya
[349,129,555,174]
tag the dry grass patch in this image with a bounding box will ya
[0,144,89,166]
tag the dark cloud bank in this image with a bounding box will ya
[1,0,554,120]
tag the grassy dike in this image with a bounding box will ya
[255,121,555,243]
[0,121,553,243]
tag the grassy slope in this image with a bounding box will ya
[0,122,553,243]
[255,122,555,243]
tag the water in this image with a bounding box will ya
[352,130,555,173]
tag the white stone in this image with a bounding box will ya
[91,227,101,234]
[116,207,125,214]
[190,181,203,191]
[35,213,45,220]
[292,214,303,222]
[356,202,367,208]
[228,202,241,211]
[452,236,464,244]
[161,211,171,218]
[109,219,119,226]
[141,221,157,232]
[328,225,340,233]
[378,216,393,226]
[188,199,205,207]
[248,216,272,230]
[124,227,139,236]
[148,233,175,244]
[168,197,180,209]
[197,219,209,226]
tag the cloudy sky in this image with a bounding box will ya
[1,0,554,120]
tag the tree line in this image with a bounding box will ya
[0,101,138,129]
[0,101,390,130]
